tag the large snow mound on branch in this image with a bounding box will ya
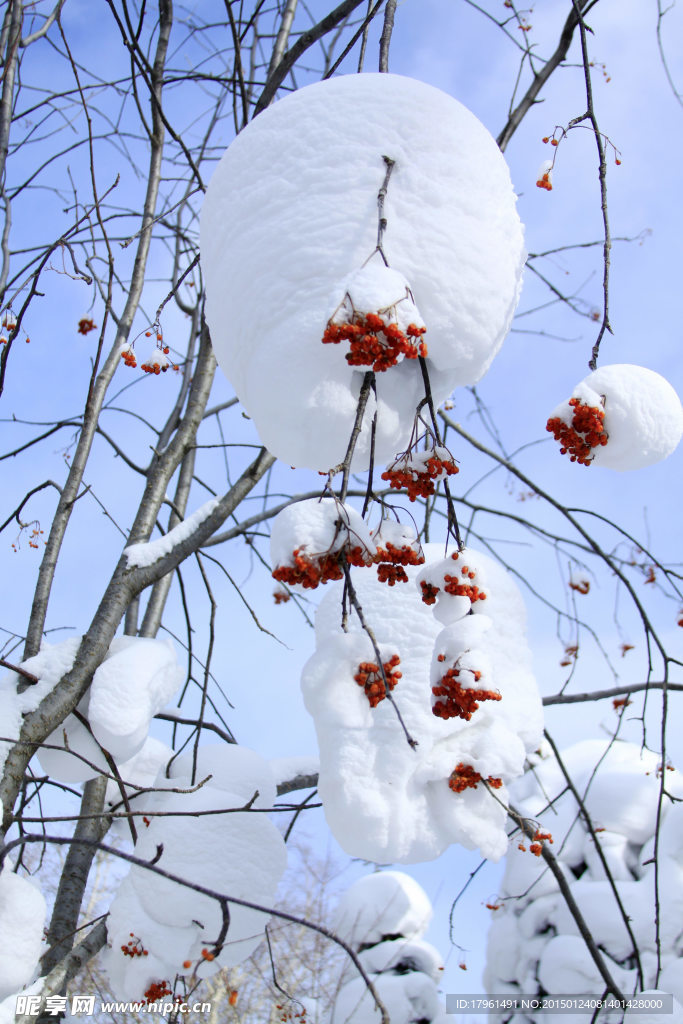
[0,867,46,999]
[484,740,683,1022]
[201,73,525,470]
[301,545,542,864]
[37,636,183,783]
[102,745,286,1001]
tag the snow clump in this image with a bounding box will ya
[301,544,543,864]
[201,73,525,470]
[37,636,183,783]
[546,364,683,470]
[330,871,448,1024]
[0,866,46,1000]
[271,497,376,589]
[102,744,286,1003]
[484,739,683,1023]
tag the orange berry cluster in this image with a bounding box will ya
[273,589,291,604]
[276,1005,307,1022]
[354,654,402,708]
[377,563,408,585]
[443,562,487,603]
[569,578,590,594]
[448,762,503,793]
[381,452,459,501]
[272,543,370,590]
[143,981,172,1003]
[420,580,440,605]
[121,933,148,958]
[546,397,608,465]
[421,553,487,607]
[322,312,427,372]
[536,171,553,191]
[529,829,554,856]
[77,317,97,335]
[120,345,137,368]
[375,539,425,586]
[141,347,171,374]
[374,540,424,566]
[432,667,501,721]
[1,317,16,344]
[25,525,44,550]
[201,947,215,961]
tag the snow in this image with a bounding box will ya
[166,743,278,807]
[333,871,432,950]
[201,72,525,470]
[102,745,287,1000]
[356,937,444,982]
[0,866,46,1000]
[270,498,376,579]
[38,636,183,782]
[88,637,183,762]
[484,739,683,1022]
[0,637,81,778]
[268,754,319,790]
[301,544,543,863]
[331,971,442,1024]
[548,363,683,470]
[124,497,220,567]
[104,736,173,834]
[330,871,446,1024]
[327,262,426,337]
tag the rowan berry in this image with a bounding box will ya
[547,396,608,464]
[354,654,401,708]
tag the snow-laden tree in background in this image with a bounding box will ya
[485,740,683,1022]
[328,871,448,1024]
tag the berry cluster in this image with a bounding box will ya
[374,540,424,566]
[419,580,440,605]
[141,347,172,374]
[273,589,291,604]
[448,762,503,793]
[420,553,487,607]
[120,343,137,368]
[374,538,425,586]
[569,577,590,594]
[536,170,553,191]
[143,981,172,1004]
[354,654,402,708]
[377,563,408,585]
[381,450,459,502]
[121,933,148,958]
[443,561,487,603]
[432,664,501,721]
[276,1005,307,1022]
[77,317,97,335]
[529,829,554,856]
[322,312,427,372]
[546,396,608,465]
[272,543,371,590]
